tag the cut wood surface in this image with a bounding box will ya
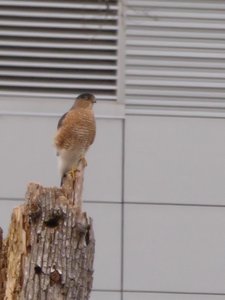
[0,162,95,300]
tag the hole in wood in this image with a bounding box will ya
[36,233,41,243]
[85,225,91,246]
[44,217,60,228]
[44,208,64,228]
[34,265,42,275]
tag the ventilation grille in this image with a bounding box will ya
[125,0,225,113]
[0,0,118,100]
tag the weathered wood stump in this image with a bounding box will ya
[0,162,95,300]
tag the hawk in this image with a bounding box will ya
[54,93,96,185]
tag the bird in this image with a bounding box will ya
[54,93,96,186]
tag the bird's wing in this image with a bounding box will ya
[56,111,68,156]
[57,112,68,129]
[90,127,96,145]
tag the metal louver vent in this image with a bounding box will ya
[125,0,225,115]
[0,0,118,100]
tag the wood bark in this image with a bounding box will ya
[0,227,7,299]
[0,162,95,300]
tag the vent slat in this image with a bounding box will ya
[0,1,118,10]
[0,29,117,40]
[0,40,117,50]
[0,50,116,60]
[126,20,225,30]
[0,80,115,90]
[0,20,117,30]
[0,89,117,100]
[0,70,116,80]
[126,0,225,10]
[0,11,118,20]
[0,60,117,70]
[127,29,225,40]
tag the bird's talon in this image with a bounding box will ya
[68,168,79,180]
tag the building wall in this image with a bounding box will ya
[1,1,225,300]
[122,1,225,297]
[124,115,225,299]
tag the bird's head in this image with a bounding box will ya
[74,93,96,108]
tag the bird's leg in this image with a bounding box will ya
[68,168,80,204]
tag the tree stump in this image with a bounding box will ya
[0,162,95,300]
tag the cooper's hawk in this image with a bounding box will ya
[54,93,96,185]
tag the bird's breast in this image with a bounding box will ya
[54,108,96,151]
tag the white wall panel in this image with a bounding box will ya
[83,203,121,290]
[0,115,58,198]
[125,115,225,205]
[124,204,225,293]
[0,115,122,202]
[0,199,23,236]
[84,118,123,202]
[124,293,225,300]
[91,291,120,300]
